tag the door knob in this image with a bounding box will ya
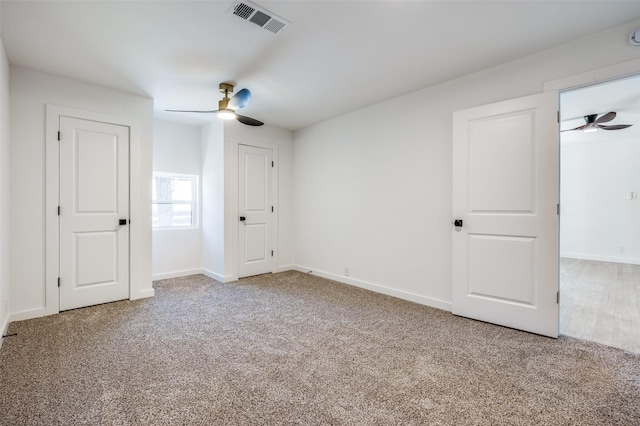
[239,216,246,221]
[453,219,463,227]
[119,219,128,225]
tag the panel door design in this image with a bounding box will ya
[239,145,273,278]
[452,92,559,337]
[59,116,130,311]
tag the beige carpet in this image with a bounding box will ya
[1,271,639,425]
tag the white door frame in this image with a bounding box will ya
[544,59,640,334]
[543,58,640,95]
[230,140,279,281]
[45,105,146,315]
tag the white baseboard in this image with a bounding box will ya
[152,268,203,281]
[8,307,47,323]
[293,265,452,312]
[202,269,235,283]
[0,315,9,350]
[561,253,640,265]
[275,264,295,273]
[132,288,155,300]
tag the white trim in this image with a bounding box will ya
[133,289,156,300]
[560,253,640,266]
[8,307,47,323]
[45,104,154,315]
[275,264,295,273]
[0,316,9,350]
[544,58,640,93]
[202,268,234,283]
[45,107,59,315]
[293,265,452,312]
[152,268,203,281]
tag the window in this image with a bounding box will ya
[152,172,198,228]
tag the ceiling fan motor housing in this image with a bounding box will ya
[219,83,234,95]
[218,83,234,110]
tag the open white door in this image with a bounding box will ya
[59,117,130,311]
[452,92,559,337]
[238,144,274,278]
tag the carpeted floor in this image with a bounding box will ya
[1,271,639,425]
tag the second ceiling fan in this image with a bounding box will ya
[166,83,264,126]
[562,111,632,133]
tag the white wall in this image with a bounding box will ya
[201,121,225,281]
[152,119,203,279]
[561,135,640,264]
[9,67,154,321]
[0,20,10,338]
[293,19,640,310]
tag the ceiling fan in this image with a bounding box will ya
[166,83,264,126]
[561,111,632,133]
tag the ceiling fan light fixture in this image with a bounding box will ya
[166,82,262,126]
[629,27,640,46]
[217,109,237,120]
[583,126,598,133]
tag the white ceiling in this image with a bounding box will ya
[2,1,640,130]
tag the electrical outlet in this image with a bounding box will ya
[344,266,350,277]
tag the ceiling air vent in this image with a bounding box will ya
[230,0,290,34]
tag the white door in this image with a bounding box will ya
[239,144,273,278]
[59,117,130,311]
[452,92,559,337]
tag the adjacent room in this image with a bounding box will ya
[559,74,640,353]
[0,1,639,424]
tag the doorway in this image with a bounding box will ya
[45,105,136,314]
[559,75,640,353]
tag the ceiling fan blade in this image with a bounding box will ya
[236,114,264,126]
[165,109,218,113]
[595,111,616,124]
[561,124,587,132]
[228,88,251,110]
[598,124,633,130]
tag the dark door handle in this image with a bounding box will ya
[453,219,463,227]
[239,216,246,221]
[119,219,128,226]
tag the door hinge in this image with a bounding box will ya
[557,111,560,123]
[58,277,60,288]
[57,206,60,216]
[557,291,560,304]
[57,131,61,141]
[557,204,560,215]
[271,161,274,167]
[271,206,274,212]
[271,250,274,257]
